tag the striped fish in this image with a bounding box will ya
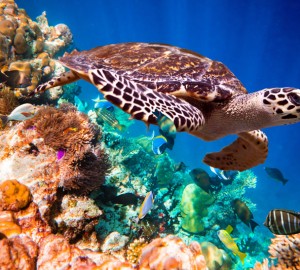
[264,209,300,235]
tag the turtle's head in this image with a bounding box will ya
[262,87,300,125]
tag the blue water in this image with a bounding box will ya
[19,0,300,248]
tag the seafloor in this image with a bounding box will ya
[0,1,298,269]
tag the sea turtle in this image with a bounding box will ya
[33,43,300,171]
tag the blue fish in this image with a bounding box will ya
[138,191,154,220]
[92,95,114,111]
[152,134,168,155]
[74,96,88,112]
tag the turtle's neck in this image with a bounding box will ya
[195,91,274,141]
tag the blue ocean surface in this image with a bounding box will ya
[17,0,300,266]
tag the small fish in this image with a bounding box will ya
[152,134,168,155]
[0,70,31,88]
[264,167,288,185]
[209,166,236,185]
[0,103,37,126]
[264,209,300,235]
[217,225,247,265]
[28,143,39,156]
[93,96,114,111]
[174,161,188,172]
[63,127,78,134]
[92,95,103,103]
[74,96,88,112]
[97,107,125,131]
[138,191,154,220]
[57,148,66,160]
[232,199,259,232]
[189,168,212,193]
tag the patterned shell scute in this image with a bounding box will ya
[59,43,247,102]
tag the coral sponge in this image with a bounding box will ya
[0,179,31,211]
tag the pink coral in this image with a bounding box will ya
[138,235,207,270]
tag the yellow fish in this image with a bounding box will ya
[217,225,247,264]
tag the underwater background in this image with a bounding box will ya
[19,0,300,226]
[3,0,300,268]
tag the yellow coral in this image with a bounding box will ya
[0,179,32,211]
[126,238,148,264]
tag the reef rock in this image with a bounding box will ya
[0,235,38,270]
[138,235,208,270]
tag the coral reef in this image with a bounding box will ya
[0,0,73,100]
[0,105,109,247]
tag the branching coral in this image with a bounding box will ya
[268,233,300,269]
[126,238,148,264]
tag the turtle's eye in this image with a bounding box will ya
[288,92,300,106]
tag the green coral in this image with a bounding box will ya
[180,183,215,233]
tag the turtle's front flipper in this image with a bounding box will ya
[88,68,205,133]
[203,130,268,171]
[33,70,80,95]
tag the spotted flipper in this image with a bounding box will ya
[33,70,80,95]
[88,68,205,132]
[203,130,268,171]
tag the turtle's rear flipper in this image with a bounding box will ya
[33,70,80,96]
[88,68,205,133]
[203,130,268,171]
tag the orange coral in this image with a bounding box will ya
[268,233,300,269]
[0,211,21,237]
[13,27,27,54]
[0,235,38,270]
[138,235,207,270]
[0,179,32,211]
[0,19,15,39]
